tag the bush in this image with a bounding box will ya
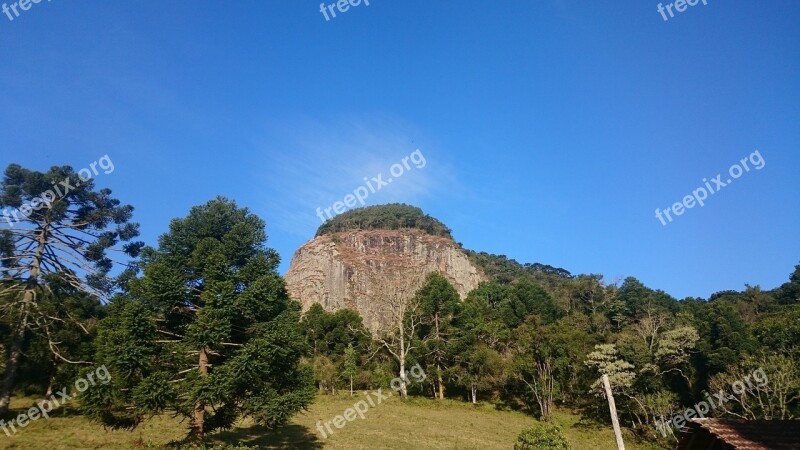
[514,423,571,450]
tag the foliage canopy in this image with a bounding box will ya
[316,203,452,238]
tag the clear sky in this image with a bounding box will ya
[1,0,798,300]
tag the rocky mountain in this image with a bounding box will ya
[284,205,486,333]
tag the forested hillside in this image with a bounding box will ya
[303,241,800,443]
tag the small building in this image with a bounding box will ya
[678,418,800,450]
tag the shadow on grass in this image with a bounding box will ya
[571,417,606,431]
[211,423,323,450]
[0,400,83,421]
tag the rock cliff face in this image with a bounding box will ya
[285,229,486,333]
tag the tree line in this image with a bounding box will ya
[303,257,800,444]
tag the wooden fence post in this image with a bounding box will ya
[602,374,626,450]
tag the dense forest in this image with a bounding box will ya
[1,165,798,448]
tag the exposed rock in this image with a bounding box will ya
[285,229,486,333]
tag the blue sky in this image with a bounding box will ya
[1,0,798,299]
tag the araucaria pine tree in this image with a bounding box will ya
[0,163,142,414]
[415,272,461,400]
[82,197,315,442]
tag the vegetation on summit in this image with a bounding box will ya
[316,203,453,238]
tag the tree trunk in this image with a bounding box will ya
[45,354,59,398]
[350,376,353,396]
[398,329,408,398]
[471,383,477,404]
[398,359,407,397]
[0,301,30,414]
[437,364,445,400]
[1,226,47,414]
[191,347,209,442]
[434,313,444,400]
[602,374,626,450]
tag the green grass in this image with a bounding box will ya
[0,394,664,449]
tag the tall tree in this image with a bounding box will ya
[460,281,511,351]
[500,278,557,328]
[696,301,757,375]
[450,282,511,404]
[556,274,606,318]
[82,198,315,442]
[512,322,592,422]
[450,344,505,404]
[774,263,800,305]
[0,163,141,414]
[300,304,371,393]
[370,268,426,398]
[585,344,636,395]
[301,303,328,356]
[415,272,461,400]
[342,343,358,396]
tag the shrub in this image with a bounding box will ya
[514,423,571,450]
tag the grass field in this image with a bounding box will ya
[0,394,665,449]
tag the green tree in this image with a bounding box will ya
[556,274,606,318]
[696,301,757,375]
[500,278,557,328]
[300,304,372,393]
[301,303,328,356]
[753,305,800,358]
[450,282,511,403]
[342,343,358,396]
[460,281,511,350]
[311,354,338,393]
[512,322,593,422]
[709,353,800,420]
[774,263,800,305]
[415,272,461,400]
[585,344,636,394]
[301,304,370,357]
[83,198,314,442]
[653,325,699,386]
[0,162,141,413]
[19,284,106,397]
[449,345,505,404]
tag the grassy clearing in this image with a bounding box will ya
[0,394,663,449]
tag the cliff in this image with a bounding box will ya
[284,229,486,333]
